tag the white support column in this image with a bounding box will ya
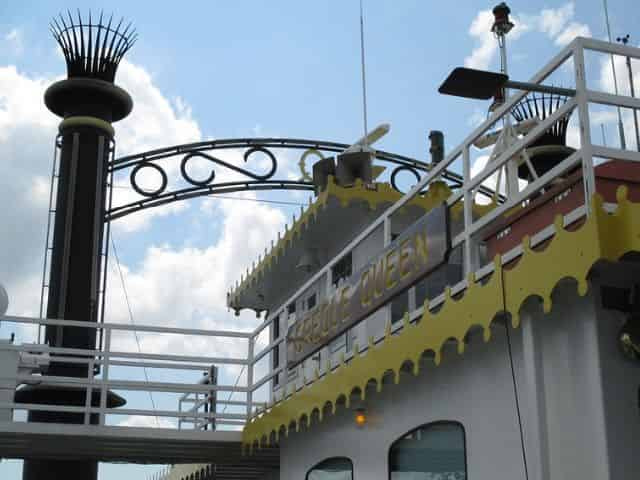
[462,144,476,276]
[246,335,254,419]
[99,328,111,426]
[84,358,94,425]
[383,217,392,327]
[573,42,596,212]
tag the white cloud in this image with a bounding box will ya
[465,2,590,70]
[115,60,201,156]
[597,48,640,149]
[0,54,288,419]
[555,22,591,46]
[538,3,574,38]
[465,10,497,70]
[0,59,202,325]
[106,191,285,333]
[117,415,175,429]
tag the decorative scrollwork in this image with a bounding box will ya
[298,148,325,182]
[110,137,487,221]
[130,161,168,197]
[390,165,421,191]
[181,148,278,187]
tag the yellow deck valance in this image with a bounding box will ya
[242,186,640,451]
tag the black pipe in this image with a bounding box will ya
[15,13,134,480]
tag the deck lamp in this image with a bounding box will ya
[491,2,514,37]
[354,408,367,426]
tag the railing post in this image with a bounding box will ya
[84,357,94,425]
[246,336,254,420]
[462,143,477,276]
[99,327,111,425]
[573,40,596,213]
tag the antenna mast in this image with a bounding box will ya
[359,0,369,150]
[603,0,627,149]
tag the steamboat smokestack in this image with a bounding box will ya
[16,11,134,480]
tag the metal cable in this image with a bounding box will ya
[111,234,161,427]
[603,0,627,149]
[112,184,306,207]
[221,364,246,415]
[504,321,530,480]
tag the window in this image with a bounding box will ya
[272,343,280,386]
[389,422,466,479]
[307,292,317,310]
[332,252,353,286]
[391,290,409,324]
[306,457,353,480]
[273,314,281,340]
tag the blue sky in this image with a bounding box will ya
[1,1,639,479]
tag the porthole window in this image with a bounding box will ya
[306,457,353,480]
[389,422,466,479]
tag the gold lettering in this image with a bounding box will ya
[295,323,304,353]
[340,285,351,322]
[385,248,398,289]
[329,297,338,330]
[398,238,412,280]
[415,230,429,267]
[360,269,371,307]
[303,315,313,345]
[374,258,385,297]
[311,309,321,344]
[320,302,330,338]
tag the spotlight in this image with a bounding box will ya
[354,408,367,427]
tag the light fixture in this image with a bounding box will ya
[491,2,514,37]
[354,408,367,427]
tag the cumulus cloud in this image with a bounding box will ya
[0,66,57,321]
[0,54,290,425]
[465,2,590,70]
[115,60,201,156]
[554,22,591,46]
[0,56,208,316]
[597,48,640,148]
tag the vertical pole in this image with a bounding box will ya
[99,328,111,426]
[462,144,476,276]
[383,217,392,328]
[626,55,640,151]
[84,358,94,425]
[602,0,627,149]
[246,336,254,420]
[39,136,61,343]
[573,42,596,213]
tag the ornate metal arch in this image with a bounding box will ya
[107,137,487,221]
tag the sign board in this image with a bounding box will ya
[286,203,450,368]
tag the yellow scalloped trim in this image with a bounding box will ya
[242,259,504,452]
[241,187,640,451]
[228,179,454,306]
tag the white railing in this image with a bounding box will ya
[0,315,254,430]
[246,37,640,417]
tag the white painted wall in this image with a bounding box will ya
[279,278,636,480]
[280,325,527,479]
